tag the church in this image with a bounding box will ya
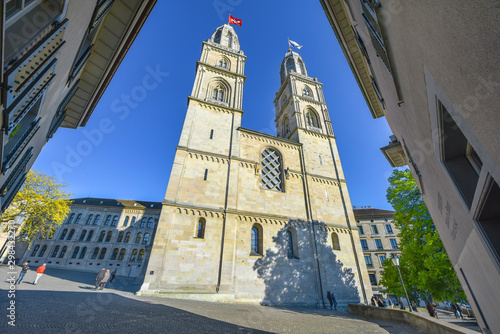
[138,24,372,307]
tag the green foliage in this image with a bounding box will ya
[1,170,72,244]
[379,169,466,303]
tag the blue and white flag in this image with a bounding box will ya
[289,39,303,49]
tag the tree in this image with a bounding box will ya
[379,169,466,303]
[1,170,71,244]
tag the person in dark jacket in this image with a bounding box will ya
[109,268,117,283]
[455,303,464,319]
[99,269,111,290]
[94,268,106,290]
[426,303,435,317]
[15,262,29,284]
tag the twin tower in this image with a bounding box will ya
[139,24,372,307]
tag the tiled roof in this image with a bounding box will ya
[353,208,395,218]
[70,197,162,210]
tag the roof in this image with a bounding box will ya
[353,208,395,218]
[70,197,162,210]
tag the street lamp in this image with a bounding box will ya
[392,254,412,312]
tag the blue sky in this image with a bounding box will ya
[33,0,394,210]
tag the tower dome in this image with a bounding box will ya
[280,50,308,84]
[211,24,240,51]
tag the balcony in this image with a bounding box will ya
[2,117,40,172]
[1,147,33,211]
[381,135,408,167]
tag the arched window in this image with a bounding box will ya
[212,84,225,102]
[79,230,87,241]
[130,217,136,227]
[332,232,341,251]
[305,110,320,128]
[74,214,82,224]
[98,231,106,242]
[218,58,229,68]
[143,233,150,244]
[66,213,75,224]
[138,249,145,261]
[286,229,299,259]
[31,245,40,257]
[79,247,87,259]
[135,233,142,244]
[90,247,99,260]
[224,31,233,48]
[140,218,146,228]
[98,248,107,260]
[196,218,206,238]
[93,215,100,225]
[85,215,93,225]
[147,218,154,228]
[250,224,263,255]
[123,216,129,227]
[302,86,313,97]
[111,248,119,260]
[105,231,113,242]
[86,230,94,242]
[59,229,68,240]
[104,215,112,226]
[261,148,283,191]
[58,246,67,258]
[297,58,306,75]
[124,232,131,243]
[117,231,124,243]
[111,216,118,226]
[67,229,75,240]
[214,29,221,43]
[51,245,60,257]
[130,249,138,261]
[39,245,47,257]
[286,57,294,73]
[118,248,126,260]
[71,246,80,259]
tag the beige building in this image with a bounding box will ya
[0,0,156,212]
[20,198,161,278]
[353,207,400,301]
[138,24,372,307]
[321,1,500,332]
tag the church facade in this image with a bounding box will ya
[138,25,372,307]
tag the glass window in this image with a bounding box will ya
[93,215,101,225]
[79,230,87,241]
[66,213,75,224]
[286,230,295,258]
[111,216,118,226]
[371,225,378,234]
[123,216,129,227]
[111,248,119,260]
[143,233,150,244]
[379,255,386,265]
[38,245,47,257]
[98,248,107,260]
[130,217,136,227]
[140,218,146,228]
[60,229,68,240]
[79,247,87,259]
[130,249,138,261]
[361,239,368,250]
[138,249,145,261]
[124,232,131,243]
[91,247,99,259]
[51,245,60,258]
[118,249,126,260]
[31,245,40,257]
[135,233,142,243]
[251,225,263,254]
[302,86,312,97]
[74,214,82,224]
[375,239,383,250]
[105,231,113,242]
[385,224,393,234]
[117,231,124,243]
[147,218,154,228]
[369,273,377,286]
[86,230,94,242]
[104,215,112,226]
[331,232,341,251]
[67,229,75,241]
[364,255,373,267]
[305,111,319,128]
[390,239,398,249]
[85,215,93,225]
[261,148,283,191]
[98,231,106,242]
[196,218,205,238]
[212,84,225,102]
[58,246,67,258]
[358,226,364,235]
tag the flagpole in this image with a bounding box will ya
[287,37,291,51]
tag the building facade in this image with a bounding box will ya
[20,198,161,278]
[0,0,156,212]
[320,1,500,332]
[353,207,400,301]
[138,24,372,307]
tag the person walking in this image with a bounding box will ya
[15,262,29,284]
[377,298,384,307]
[94,268,106,290]
[109,268,117,283]
[33,263,46,285]
[399,299,405,310]
[330,290,337,310]
[371,297,376,306]
[99,269,111,290]
[382,297,388,308]
[432,302,439,319]
[426,302,435,317]
[387,297,393,309]
[455,303,464,319]
[411,301,418,312]
[451,302,458,318]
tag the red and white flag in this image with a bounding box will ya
[228,14,242,26]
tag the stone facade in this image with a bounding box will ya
[20,198,161,278]
[353,207,400,301]
[321,1,500,332]
[138,25,373,307]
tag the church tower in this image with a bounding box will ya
[139,26,372,307]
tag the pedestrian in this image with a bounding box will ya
[15,262,29,285]
[330,290,337,310]
[455,303,464,319]
[109,268,117,283]
[451,302,458,318]
[33,263,46,285]
[399,299,405,310]
[95,268,106,290]
[327,291,333,309]
[99,269,111,290]
[411,301,418,312]
[382,297,388,307]
[432,302,439,319]
[377,298,384,307]
[426,302,435,317]
[387,297,393,309]
[371,297,376,306]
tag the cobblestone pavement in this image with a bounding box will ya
[0,265,427,334]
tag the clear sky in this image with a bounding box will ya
[33,0,395,210]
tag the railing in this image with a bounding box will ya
[3,118,40,172]
[1,147,33,202]
[68,46,92,82]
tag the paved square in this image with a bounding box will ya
[1,265,426,333]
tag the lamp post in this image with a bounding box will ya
[392,255,412,312]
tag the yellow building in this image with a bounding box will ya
[138,25,372,307]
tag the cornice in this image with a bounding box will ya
[187,96,244,114]
[196,61,246,81]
